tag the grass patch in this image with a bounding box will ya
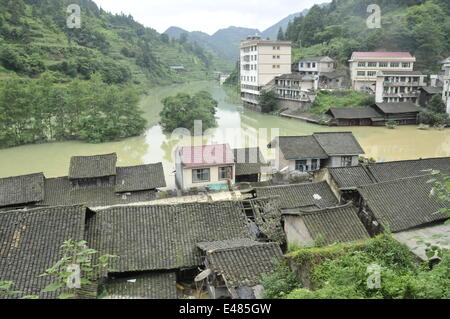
[309,90,375,114]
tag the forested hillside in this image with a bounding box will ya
[283,0,450,73]
[0,0,222,86]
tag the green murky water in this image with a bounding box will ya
[0,81,449,188]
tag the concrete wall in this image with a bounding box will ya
[326,156,359,168]
[284,216,314,247]
[180,165,235,190]
[276,99,312,112]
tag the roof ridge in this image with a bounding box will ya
[358,173,433,189]
[254,181,328,190]
[0,204,87,214]
[296,201,355,216]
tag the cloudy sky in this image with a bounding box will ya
[93,0,329,35]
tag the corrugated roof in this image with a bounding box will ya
[86,201,253,272]
[198,240,283,287]
[233,148,267,176]
[0,173,45,208]
[254,182,338,210]
[374,102,421,114]
[115,163,166,193]
[69,153,117,179]
[293,204,370,245]
[180,144,235,168]
[313,132,365,156]
[0,205,86,299]
[103,272,177,299]
[358,175,449,232]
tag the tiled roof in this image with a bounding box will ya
[374,102,421,114]
[86,201,253,272]
[298,56,334,63]
[233,148,267,176]
[179,144,235,168]
[0,206,86,299]
[115,163,166,193]
[268,136,328,160]
[69,153,117,179]
[320,71,347,79]
[41,177,157,208]
[351,52,415,61]
[197,239,283,287]
[329,157,450,189]
[379,71,423,76]
[421,87,443,95]
[358,175,449,232]
[327,107,382,120]
[0,173,45,208]
[103,272,177,299]
[313,132,365,156]
[254,182,338,210]
[288,204,370,245]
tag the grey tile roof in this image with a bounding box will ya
[320,71,347,79]
[0,206,86,299]
[358,175,450,232]
[288,204,370,245]
[379,71,423,76]
[298,56,334,63]
[233,148,267,176]
[115,163,166,193]
[0,173,45,208]
[421,87,443,95]
[41,177,157,208]
[103,272,177,299]
[69,153,117,179]
[197,239,283,287]
[374,102,421,114]
[269,136,328,160]
[326,107,382,120]
[254,182,338,210]
[313,132,365,156]
[329,157,450,189]
[86,201,253,272]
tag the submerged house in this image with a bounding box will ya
[196,239,283,299]
[268,132,365,174]
[371,102,422,125]
[326,107,383,126]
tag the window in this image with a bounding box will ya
[357,71,366,76]
[390,62,399,68]
[219,166,233,180]
[368,62,377,67]
[311,159,318,171]
[367,71,377,77]
[312,63,316,68]
[192,168,210,183]
[379,62,388,67]
[295,160,308,172]
[341,156,353,167]
[402,63,410,68]
[358,62,366,67]
[300,62,304,67]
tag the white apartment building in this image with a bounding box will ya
[441,57,450,115]
[240,37,292,108]
[375,71,426,104]
[298,56,336,75]
[349,52,416,92]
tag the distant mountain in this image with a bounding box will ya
[261,9,310,40]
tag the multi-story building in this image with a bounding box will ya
[240,36,292,109]
[375,71,426,104]
[349,52,416,92]
[298,56,336,75]
[441,57,450,115]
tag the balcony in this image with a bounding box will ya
[384,81,420,87]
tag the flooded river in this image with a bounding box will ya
[0,81,449,189]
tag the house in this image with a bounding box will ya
[419,86,443,107]
[233,147,267,183]
[282,203,370,248]
[349,52,416,92]
[326,107,383,126]
[375,70,426,104]
[319,71,347,89]
[268,132,365,174]
[371,102,421,125]
[252,182,338,213]
[0,173,45,211]
[0,153,167,210]
[298,56,336,75]
[196,239,283,299]
[169,65,186,72]
[356,175,449,236]
[0,205,89,299]
[175,144,235,191]
[323,156,450,202]
[240,37,292,110]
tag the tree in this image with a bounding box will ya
[258,90,279,113]
[159,91,218,133]
[277,27,284,41]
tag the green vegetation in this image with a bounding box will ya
[418,95,450,126]
[0,73,147,147]
[428,171,450,219]
[284,0,450,73]
[258,90,280,113]
[264,234,450,299]
[223,61,240,92]
[0,281,21,297]
[310,90,375,114]
[159,91,218,133]
[261,261,300,299]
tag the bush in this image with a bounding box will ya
[261,262,300,299]
[258,90,279,113]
